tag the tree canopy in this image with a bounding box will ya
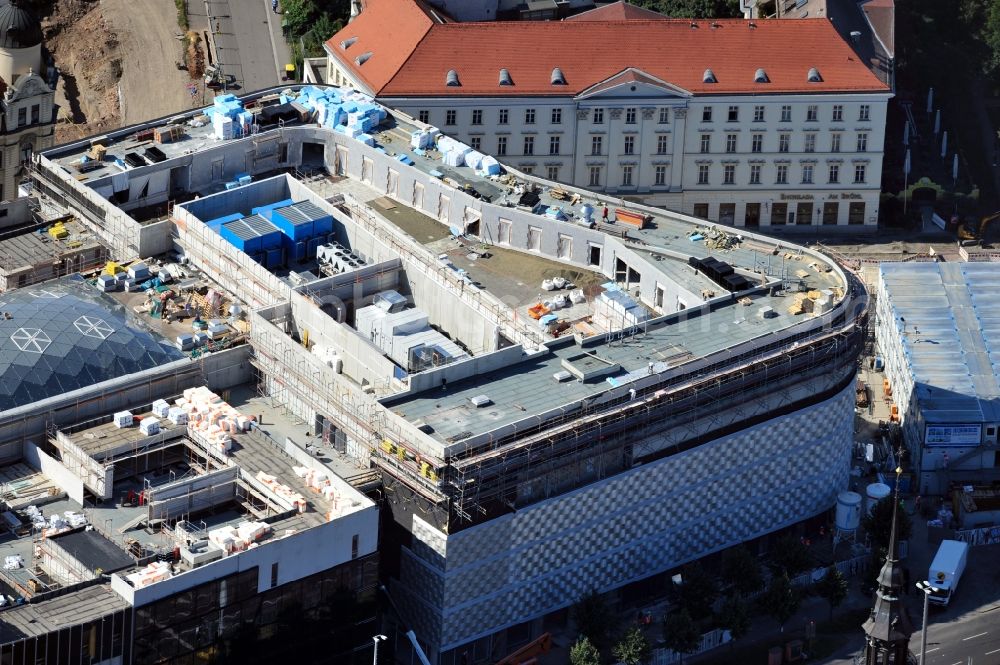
[717,595,751,642]
[815,566,849,621]
[722,545,764,596]
[572,590,618,652]
[662,609,701,664]
[569,636,602,665]
[614,627,652,665]
[760,573,800,631]
[675,562,719,620]
[862,497,912,552]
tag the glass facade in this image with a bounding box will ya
[0,607,132,665]
[133,554,378,665]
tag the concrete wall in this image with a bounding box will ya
[146,466,239,522]
[23,441,86,505]
[0,197,37,229]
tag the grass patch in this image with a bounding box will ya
[175,0,189,31]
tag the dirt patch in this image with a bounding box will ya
[42,0,122,141]
[185,31,205,79]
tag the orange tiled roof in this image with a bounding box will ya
[564,1,670,21]
[328,1,889,97]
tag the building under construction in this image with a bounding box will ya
[18,84,868,664]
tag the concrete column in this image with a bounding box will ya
[670,107,687,191]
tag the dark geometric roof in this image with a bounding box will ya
[0,2,42,50]
[0,276,183,412]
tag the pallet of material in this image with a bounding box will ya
[614,208,649,229]
[154,125,185,144]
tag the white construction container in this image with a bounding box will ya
[113,411,133,428]
[139,417,160,436]
[167,407,189,426]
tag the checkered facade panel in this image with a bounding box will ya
[399,383,854,652]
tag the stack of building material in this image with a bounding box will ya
[113,411,133,428]
[593,286,650,331]
[210,94,248,140]
[292,466,330,491]
[2,555,22,570]
[255,471,307,512]
[152,399,170,418]
[139,417,160,436]
[478,156,501,176]
[437,136,472,167]
[126,561,172,588]
[154,125,185,144]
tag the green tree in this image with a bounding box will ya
[721,545,763,596]
[814,565,849,621]
[717,595,751,646]
[280,0,318,38]
[662,609,701,665]
[614,627,651,665]
[760,573,800,631]
[861,497,912,552]
[675,562,719,620]
[572,590,617,652]
[569,636,602,665]
[768,534,812,577]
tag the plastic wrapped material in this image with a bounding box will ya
[541,279,556,291]
[113,411,133,428]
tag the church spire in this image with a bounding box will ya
[861,460,915,664]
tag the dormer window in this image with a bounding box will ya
[807,67,823,82]
[551,67,566,85]
[703,69,717,84]
[754,68,769,83]
[340,37,358,50]
[499,68,513,86]
[446,69,460,87]
[355,52,372,66]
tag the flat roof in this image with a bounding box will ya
[0,219,102,275]
[387,284,835,445]
[49,529,135,574]
[879,262,1000,424]
[0,584,128,640]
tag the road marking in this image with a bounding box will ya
[925,647,939,652]
[986,648,1000,655]
[963,631,988,640]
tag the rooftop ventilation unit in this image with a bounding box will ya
[446,69,460,86]
[748,21,757,28]
[499,68,513,86]
[355,52,372,66]
[690,21,698,28]
[341,37,358,50]
[551,67,566,85]
[469,395,492,408]
[807,67,823,82]
[754,68,769,83]
[703,69,717,84]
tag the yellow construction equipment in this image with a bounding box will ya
[102,261,125,276]
[957,210,1000,246]
[47,222,68,240]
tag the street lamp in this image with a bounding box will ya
[916,581,941,665]
[372,634,388,665]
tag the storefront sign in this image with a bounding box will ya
[925,424,982,446]
[780,193,814,200]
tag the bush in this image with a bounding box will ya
[175,0,189,31]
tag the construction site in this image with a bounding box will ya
[0,82,873,664]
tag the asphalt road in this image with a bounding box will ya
[918,607,1000,665]
[205,0,291,93]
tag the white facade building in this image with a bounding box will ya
[324,0,891,232]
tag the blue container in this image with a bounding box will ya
[220,220,260,253]
[250,252,265,266]
[294,241,306,262]
[272,207,314,242]
[266,248,284,269]
[307,236,323,259]
[252,198,295,220]
[206,213,243,233]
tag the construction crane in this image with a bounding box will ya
[957,210,1000,246]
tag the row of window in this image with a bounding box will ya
[700,103,871,124]
[424,106,674,127]
[696,162,866,186]
[700,132,868,154]
[423,103,873,128]
[693,201,868,226]
[467,131,868,160]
